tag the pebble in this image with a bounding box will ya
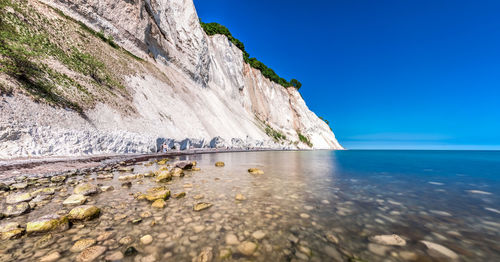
[105,251,124,261]
[235,193,246,201]
[369,234,406,246]
[71,238,97,252]
[40,251,61,262]
[237,241,258,256]
[252,230,266,240]
[300,213,310,219]
[140,235,153,245]
[225,233,240,245]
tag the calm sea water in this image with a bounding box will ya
[1,150,499,261]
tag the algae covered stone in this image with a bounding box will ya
[0,222,25,240]
[215,161,225,167]
[26,214,69,234]
[156,171,172,183]
[193,202,213,211]
[151,199,166,209]
[142,186,171,201]
[68,205,101,221]
[248,168,264,175]
[174,192,186,199]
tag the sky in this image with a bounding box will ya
[194,0,500,150]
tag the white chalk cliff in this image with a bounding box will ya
[0,0,342,159]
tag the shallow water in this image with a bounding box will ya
[1,150,499,261]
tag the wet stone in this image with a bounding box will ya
[225,233,240,245]
[193,202,213,211]
[34,233,55,248]
[235,194,246,201]
[26,214,69,234]
[195,247,213,262]
[50,175,67,183]
[215,162,225,167]
[174,192,186,199]
[420,240,459,259]
[0,222,25,240]
[252,230,266,240]
[97,231,115,242]
[68,205,101,221]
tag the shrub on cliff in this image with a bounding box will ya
[200,20,302,90]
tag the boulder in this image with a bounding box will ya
[26,214,69,234]
[68,205,101,221]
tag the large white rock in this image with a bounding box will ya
[0,0,343,159]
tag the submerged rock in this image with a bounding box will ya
[40,251,61,262]
[248,168,264,175]
[195,247,213,262]
[63,194,88,206]
[235,194,246,201]
[26,214,69,234]
[124,246,138,256]
[420,240,459,259]
[74,183,99,196]
[252,230,266,240]
[237,241,258,256]
[369,234,406,246]
[71,238,97,252]
[193,202,213,211]
[6,192,33,204]
[174,192,186,199]
[68,205,101,221]
[215,162,225,167]
[76,245,107,262]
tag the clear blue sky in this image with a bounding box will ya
[194,0,500,150]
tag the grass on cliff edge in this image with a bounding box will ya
[0,0,132,112]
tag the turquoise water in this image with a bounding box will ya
[1,150,499,261]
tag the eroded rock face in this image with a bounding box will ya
[1,0,342,159]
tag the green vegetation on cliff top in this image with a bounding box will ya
[200,21,302,90]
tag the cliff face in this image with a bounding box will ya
[0,0,342,158]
